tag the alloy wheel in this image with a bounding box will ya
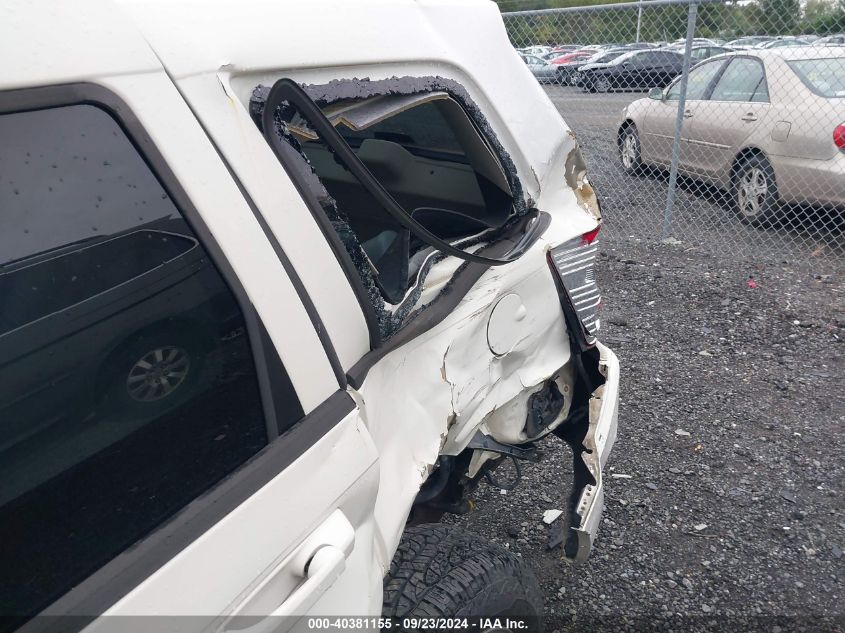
[126,346,191,402]
[621,132,638,169]
[738,166,769,218]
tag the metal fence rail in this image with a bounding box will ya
[503,0,845,267]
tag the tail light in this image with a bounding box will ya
[548,226,602,350]
[834,124,845,152]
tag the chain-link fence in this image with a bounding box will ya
[503,0,845,267]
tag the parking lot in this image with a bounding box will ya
[451,86,845,630]
[538,85,845,267]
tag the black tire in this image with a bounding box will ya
[555,67,568,85]
[383,524,544,632]
[733,154,780,227]
[618,124,644,175]
[101,328,206,418]
[594,75,611,93]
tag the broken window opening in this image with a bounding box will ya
[251,77,542,340]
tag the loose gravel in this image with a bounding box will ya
[451,236,845,631]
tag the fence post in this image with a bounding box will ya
[661,0,699,239]
[635,1,643,43]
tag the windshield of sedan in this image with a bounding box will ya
[787,57,845,97]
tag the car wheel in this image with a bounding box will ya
[733,154,780,227]
[383,524,543,632]
[619,124,644,175]
[555,68,568,84]
[595,76,611,93]
[102,329,206,418]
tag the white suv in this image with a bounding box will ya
[0,0,620,630]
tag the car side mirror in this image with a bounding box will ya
[649,87,664,100]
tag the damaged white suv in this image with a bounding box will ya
[0,0,619,630]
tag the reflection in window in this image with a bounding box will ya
[0,104,283,625]
[710,58,768,103]
[667,60,726,101]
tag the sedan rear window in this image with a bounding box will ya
[788,58,845,97]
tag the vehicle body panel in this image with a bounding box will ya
[2,0,622,623]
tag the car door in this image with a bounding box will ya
[684,56,771,180]
[642,58,727,166]
[1,59,380,633]
[620,52,650,90]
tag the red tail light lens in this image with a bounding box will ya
[581,226,601,245]
[834,124,845,152]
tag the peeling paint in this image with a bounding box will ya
[564,146,602,222]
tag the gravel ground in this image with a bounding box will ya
[450,236,845,631]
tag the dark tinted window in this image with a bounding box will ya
[0,104,283,623]
[652,52,681,64]
[1,231,196,333]
[628,52,653,65]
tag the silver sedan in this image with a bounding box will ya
[616,47,845,225]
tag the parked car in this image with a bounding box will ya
[726,36,776,48]
[691,45,736,62]
[518,45,552,57]
[617,48,845,225]
[549,50,598,82]
[544,44,580,57]
[574,48,636,85]
[757,37,810,49]
[620,42,655,50]
[520,52,559,83]
[817,34,845,45]
[0,218,249,456]
[580,49,685,92]
[1,0,620,628]
[671,37,718,47]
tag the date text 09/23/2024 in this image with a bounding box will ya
[306,617,531,630]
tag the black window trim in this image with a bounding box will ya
[0,82,354,622]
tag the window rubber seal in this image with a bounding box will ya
[260,78,542,268]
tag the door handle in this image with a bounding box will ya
[683,110,693,118]
[741,113,758,122]
[270,545,346,617]
[222,510,354,632]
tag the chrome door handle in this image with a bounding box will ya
[683,110,693,118]
[741,113,758,122]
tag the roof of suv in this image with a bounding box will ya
[1,0,579,214]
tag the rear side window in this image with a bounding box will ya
[710,58,769,102]
[258,87,515,323]
[0,104,282,623]
[787,57,845,97]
